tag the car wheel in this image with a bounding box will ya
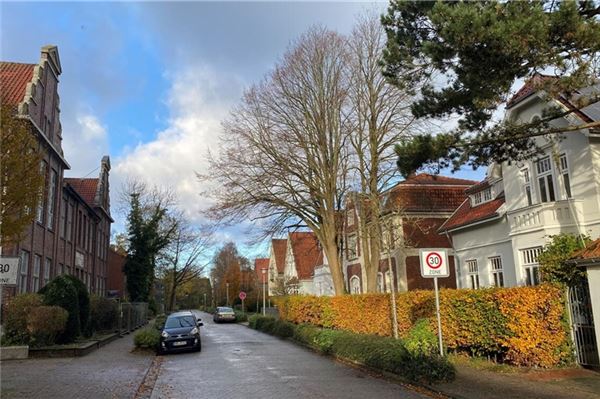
[196,341,202,352]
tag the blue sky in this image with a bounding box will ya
[1,1,485,259]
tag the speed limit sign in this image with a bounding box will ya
[419,249,449,278]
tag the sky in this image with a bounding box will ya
[1,1,485,260]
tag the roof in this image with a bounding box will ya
[64,178,99,207]
[384,173,477,213]
[289,232,323,280]
[439,194,505,232]
[0,62,35,105]
[569,239,600,265]
[506,74,555,109]
[254,258,269,277]
[271,238,287,273]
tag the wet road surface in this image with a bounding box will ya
[150,311,429,399]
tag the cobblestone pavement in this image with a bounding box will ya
[150,312,429,399]
[1,333,154,399]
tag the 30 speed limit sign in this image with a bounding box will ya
[419,249,449,278]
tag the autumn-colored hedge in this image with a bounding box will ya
[273,284,572,367]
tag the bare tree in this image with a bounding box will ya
[204,27,351,295]
[346,15,420,292]
[159,217,212,311]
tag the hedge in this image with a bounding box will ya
[39,276,81,344]
[3,293,44,345]
[273,284,571,367]
[249,315,454,383]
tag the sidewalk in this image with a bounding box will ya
[430,363,600,399]
[0,333,154,399]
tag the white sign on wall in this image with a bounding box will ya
[419,249,450,278]
[0,257,20,285]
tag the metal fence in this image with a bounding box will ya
[568,284,600,367]
[117,302,149,334]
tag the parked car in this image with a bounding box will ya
[213,307,236,323]
[158,311,203,354]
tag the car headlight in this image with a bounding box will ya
[161,331,169,338]
[190,327,199,335]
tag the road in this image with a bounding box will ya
[149,311,429,399]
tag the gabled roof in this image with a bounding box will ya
[383,173,477,213]
[271,238,287,273]
[439,194,505,232]
[569,239,600,265]
[64,178,99,207]
[506,74,555,109]
[289,232,322,280]
[254,258,269,280]
[0,62,35,105]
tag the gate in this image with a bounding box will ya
[568,284,600,367]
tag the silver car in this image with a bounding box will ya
[213,307,236,323]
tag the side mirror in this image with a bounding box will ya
[198,321,204,327]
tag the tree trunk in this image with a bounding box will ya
[168,279,177,311]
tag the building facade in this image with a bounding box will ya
[440,78,600,289]
[1,46,112,299]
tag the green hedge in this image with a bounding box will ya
[63,275,91,337]
[134,328,160,349]
[39,276,81,343]
[249,316,454,383]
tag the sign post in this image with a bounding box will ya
[419,249,449,356]
[239,291,246,313]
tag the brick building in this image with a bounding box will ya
[107,248,127,298]
[0,45,112,299]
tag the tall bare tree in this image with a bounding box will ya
[347,15,419,292]
[204,27,351,295]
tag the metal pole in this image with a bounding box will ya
[262,281,266,316]
[434,277,444,356]
[226,283,229,307]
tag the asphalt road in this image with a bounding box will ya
[150,311,429,399]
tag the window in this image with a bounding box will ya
[18,250,29,293]
[60,198,67,238]
[58,263,64,276]
[559,154,572,198]
[350,276,361,294]
[44,258,51,286]
[36,162,47,223]
[33,255,41,292]
[483,188,492,201]
[489,256,504,287]
[66,203,73,241]
[522,247,543,286]
[466,259,479,289]
[377,272,384,293]
[347,211,355,227]
[473,191,482,205]
[347,234,358,259]
[536,157,555,203]
[46,169,57,229]
[522,168,533,206]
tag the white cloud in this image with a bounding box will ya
[63,112,109,178]
[113,64,244,223]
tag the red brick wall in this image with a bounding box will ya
[107,249,126,298]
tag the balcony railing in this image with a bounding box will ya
[508,199,583,233]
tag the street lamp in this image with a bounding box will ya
[226,282,230,307]
[261,268,267,316]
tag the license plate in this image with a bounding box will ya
[173,341,187,347]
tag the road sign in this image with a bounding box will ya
[419,249,449,278]
[239,291,246,300]
[0,257,20,285]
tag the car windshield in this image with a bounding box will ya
[218,307,234,313]
[164,315,196,329]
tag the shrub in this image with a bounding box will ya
[63,275,91,337]
[90,296,119,332]
[134,327,160,349]
[154,314,167,330]
[403,319,438,357]
[39,276,81,343]
[292,323,321,346]
[272,320,295,339]
[234,310,248,322]
[3,293,44,345]
[26,306,68,347]
[248,314,260,329]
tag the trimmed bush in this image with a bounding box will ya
[404,319,438,357]
[3,293,44,345]
[274,284,571,367]
[90,296,118,332]
[134,327,160,349]
[63,275,91,337]
[26,306,68,347]
[272,320,295,339]
[248,314,260,329]
[234,310,248,322]
[292,323,321,346]
[39,276,81,343]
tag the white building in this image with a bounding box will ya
[440,77,600,289]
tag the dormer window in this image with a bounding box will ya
[472,187,492,206]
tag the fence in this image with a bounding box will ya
[117,302,148,334]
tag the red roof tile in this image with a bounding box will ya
[570,239,600,262]
[439,195,505,232]
[289,232,322,280]
[0,62,35,106]
[254,258,269,281]
[64,178,99,207]
[271,239,287,273]
[506,74,556,109]
[384,174,476,213]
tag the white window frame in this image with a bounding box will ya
[536,156,556,203]
[350,275,361,294]
[36,162,46,224]
[18,250,30,293]
[473,191,483,205]
[558,153,572,199]
[521,247,543,286]
[347,210,355,227]
[44,258,51,286]
[376,272,384,293]
[33,255,41,292]
[489,256,504,287]
[46,169,57,229]
[466,259,480,289]
[522,168,533,206]
[347,234,358,260]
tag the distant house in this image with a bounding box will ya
[267,238,287,296]
[254,258,269,286]
[0,45,112,300]
[282,232,323,295]
[107,248,127,298]
[343,173,476,294]
[440,77,600,289]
